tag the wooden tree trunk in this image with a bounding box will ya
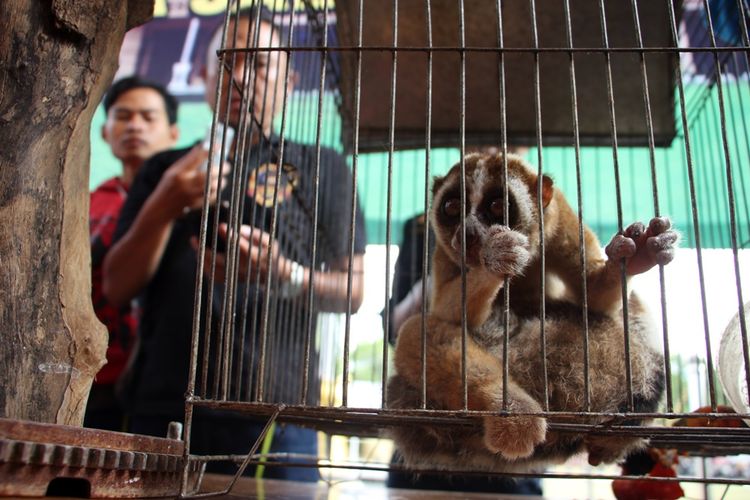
[0,0,154,426]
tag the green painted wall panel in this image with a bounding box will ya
[90,82,750,249]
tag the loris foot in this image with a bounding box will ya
[585,434,646,466]
[482,391,546,460]
[483,413,547,460]
[605,217,679,276]
[481,226,531,278]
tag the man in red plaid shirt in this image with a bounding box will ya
[86,77,179,431]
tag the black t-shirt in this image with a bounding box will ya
[114,137,367,417]
[383,214,435,345]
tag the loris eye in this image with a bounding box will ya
[442,198,461,218]
[489,198,504,219]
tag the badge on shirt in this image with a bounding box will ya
[247,162,299,208]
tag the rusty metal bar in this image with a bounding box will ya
[344,0,365,409]
[494,0,511,413]
[219,45,750,54]
[529,0,549,411]
[419,0,433,410]
[458,0,468,412]
[702,0,750,413]
[597,0,634,411]
[300,0,330,407]
[630,0,676,416]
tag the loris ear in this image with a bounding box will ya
[540,174,554,208]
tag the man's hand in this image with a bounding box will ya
[193,223,365,313]
[152,146,227,220]
[197,224,293,285]
[103,147,229,307]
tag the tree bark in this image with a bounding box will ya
[0,0,154,425]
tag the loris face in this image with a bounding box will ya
[430,153,550,268]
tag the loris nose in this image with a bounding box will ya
[464,226,481,247]
[452,224,481,251]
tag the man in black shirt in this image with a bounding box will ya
[103,6,366,480]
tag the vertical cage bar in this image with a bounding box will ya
[629,0,676,414]
[221,0,283,402]
[728,54,750,244]
[458,0,469,411]
[183,1,239,493]
[340,1,364,407]
[257,1,291,403]
[734,0,750,48]
[702,0,749,409]
[420,0,433,409]
[597,0,633,410]
[203,0,253,401]
[269,6,318,403]
[377,0,399,409]
[562,0,591,412]
[706,82,729,247]
[528,0,549,411]
[301,0,329,406]
[200,2,237,397]
[667,0,714,414]
[230,1,270,402]
[494,0,511,413]
[227,0,275,402]
[257,2,297,403]
[246,15,287,402]
[348,0,365,407]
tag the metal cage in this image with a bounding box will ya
[185,0,750,497]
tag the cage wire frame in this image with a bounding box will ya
[178,0,750,496]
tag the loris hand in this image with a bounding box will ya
[481,226,531,278]
[605,217,680,276]
[198,224,298,286]
[152,145,228,219]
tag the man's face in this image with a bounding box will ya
[102,87,178,168]
[206,19,292,133]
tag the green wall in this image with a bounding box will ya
[90,82,750,249]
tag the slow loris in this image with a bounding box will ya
[387,152,679,472]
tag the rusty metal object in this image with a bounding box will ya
[0,417,204,498]
[192,400,750,457]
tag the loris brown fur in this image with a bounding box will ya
[387,152,679,472]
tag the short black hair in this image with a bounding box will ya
[217,5,289,48]
[103,76,179,125]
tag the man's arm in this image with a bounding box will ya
[312,148,367,313]
[103,146,215,307]
[203,225,364,313]
[198,147,367,314]
[308,252,364,313]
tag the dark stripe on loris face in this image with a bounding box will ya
[435,167,522,231]
[435,187,462,229]
[473,167,520,229]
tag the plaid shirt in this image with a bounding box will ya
[90,177,138,385]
